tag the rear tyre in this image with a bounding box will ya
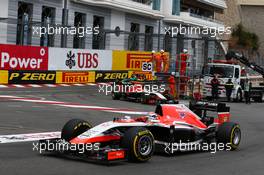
[61,119,92,142]
[112,92,121,100]
[217,122,241,150]
[121,127,154,162]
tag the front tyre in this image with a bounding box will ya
[61,119,92,142]
[217,122,241,150]
[121,127,154,162]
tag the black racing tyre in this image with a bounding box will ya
[121,127,154,162]
[112,92,121,100]
[61,119,92,142]
[217,122,241,150]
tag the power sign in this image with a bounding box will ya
[0,44,48,70]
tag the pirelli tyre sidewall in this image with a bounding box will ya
[217,122,241,150]
[61,119,92,142]
[121,127,154,162]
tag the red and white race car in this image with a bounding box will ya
[39,101,241,163]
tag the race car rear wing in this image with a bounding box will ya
[189,101,231,125]
[189,101,230,113]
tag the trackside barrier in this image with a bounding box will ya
[1,70,154,84]
[8,71,56,84]
[0,70,8,84]
[1,44,165,84]
[56,71,95,84]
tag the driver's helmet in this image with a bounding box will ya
[147,112,158,120]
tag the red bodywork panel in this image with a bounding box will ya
[156,105,207,129]
[70,135,121,144]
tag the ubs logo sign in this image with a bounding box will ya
[65,51,76,69]
[65,50,99,69]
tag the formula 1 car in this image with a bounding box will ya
[111,79,177,104]
[39,101,241,163]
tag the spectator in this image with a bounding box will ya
[244,79,252,104]
[211,75,220,101]
[225,79,234,102]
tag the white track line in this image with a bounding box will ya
[87,83,97,86]
[0,95,147,115]
[0,132,61,144]
[12,84,25,88]
[59,84,71,87]
[28,84,42,88]
[0,85,8,88]
[74,84,85,86]
[45,84,57,87]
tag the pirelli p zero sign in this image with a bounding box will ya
[95,71,129,82]
[8,71,56,84]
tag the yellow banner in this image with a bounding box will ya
[0,70,8,84]
[112,50,170,73]
[112,51,153,71]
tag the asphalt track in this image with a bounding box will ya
[0,85,263,175]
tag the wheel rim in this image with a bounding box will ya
[232,128,241,145]
[138,135,153,156]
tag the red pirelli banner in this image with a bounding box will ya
[0,44,48,70]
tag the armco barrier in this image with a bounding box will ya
[56,71,95,84]
[8,71,56,84]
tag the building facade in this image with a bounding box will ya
[0,0,227,72]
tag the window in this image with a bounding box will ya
[235,68,240,79]
[40,6,55,47]
[16,2,33,45]
[128,23,140,51]
[152,0,161,10]
[132,0,152,5]
[144,26,153,51]
[92,16,105,50]
[205,65,235,78]
[73,12,86,49]
[172,0,180,16]
[164,30,172,53]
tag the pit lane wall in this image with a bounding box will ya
[0,44,160,84]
